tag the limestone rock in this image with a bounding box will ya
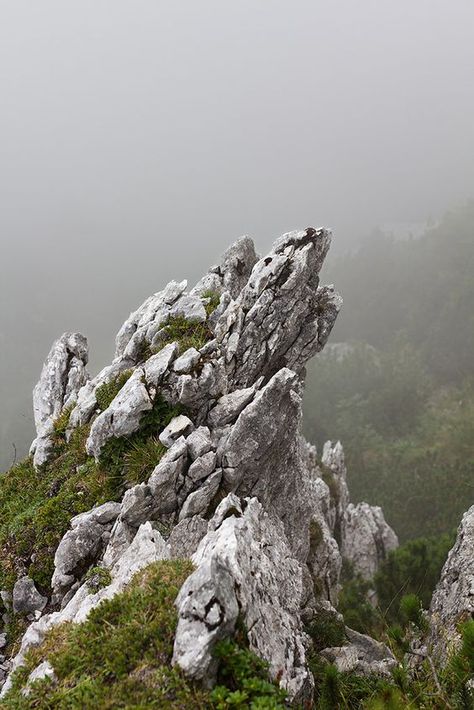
[22,661,56,696]
[192,235,258,300]
[31,332,89,468]
[321,628,396,678]
[168,516,208,559]
[70,502,121,529]
[186,426,212,461]
[172,348,201,374]
[86,369,152,459]
[179,470,223,520]
[342,503,398,581]
[12,578,47,616]
[159,415,194,448]
[173,495,313,703]
[217,228,342,390]
[51,519,106,597]
[207,386,256,427]
[429,505,474,664]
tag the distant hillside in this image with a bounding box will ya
[304,203,474,541]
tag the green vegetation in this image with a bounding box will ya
[99,393,184,490]
[153,315,214,355]
[201,289,221,316]
[0,422,113,596]
[305,606,346,653]
[2,560,285,710]
[305,203,474,541]
[85,566,112,592]
[307,604,474,708]
[211,638,287,708]
[337,562,381,638]
[95,370,133,412]
[374,533,455,623]
[0,390,184,605]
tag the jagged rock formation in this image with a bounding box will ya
[342,502,399,582]
[0,228,398,703]
[30,332,89,467]
[428,504,474,665]
[173,494,313,702]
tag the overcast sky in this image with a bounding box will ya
[1,0,474,468]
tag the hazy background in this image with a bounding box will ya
[2,0,474,471]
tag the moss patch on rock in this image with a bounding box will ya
[3,560,285,709]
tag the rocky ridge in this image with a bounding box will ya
[0,229,399,703]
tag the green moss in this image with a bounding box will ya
[2,560,285,710]
[85,566,112,592]
[153,315,214,355]
[95,370,133,412]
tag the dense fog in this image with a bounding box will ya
[2,1,474,470]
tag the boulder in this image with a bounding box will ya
[12,578,47,616]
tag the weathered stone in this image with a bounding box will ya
[115,280,187,359]
[147,455,188,515]
[31,332,89,468]
[86,369,152,459]
[429,505,474,665]
[159,415,194,447]
[168,516,208,559]
[12,578,47,616]
[2,523,170,697]
[172,348,201,374]
[173,495,313,703]
[186,427,212,461]
[179,470,223,521]
[120,484,154,527]
[6,227,403,702]
[192,236,258,300]
[68,359,135,430]
[207,386,256,427]
[32,332,89,437]
[186,451,217,485]
[342,503,398,581]
[70,502,121,529]
[216,228,341,390]
[22,661,56,696]
[321,628,396,678]
[144,342,179,387]
[52,520,105,595]
[168,294,207,323]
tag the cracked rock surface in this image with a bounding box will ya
[3,228,401,702]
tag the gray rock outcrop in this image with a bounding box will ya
[4,227,402,702]
[428,505,474,665]
[173,494,313,704]
[342,502,399,581]
[30,332,89,468]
